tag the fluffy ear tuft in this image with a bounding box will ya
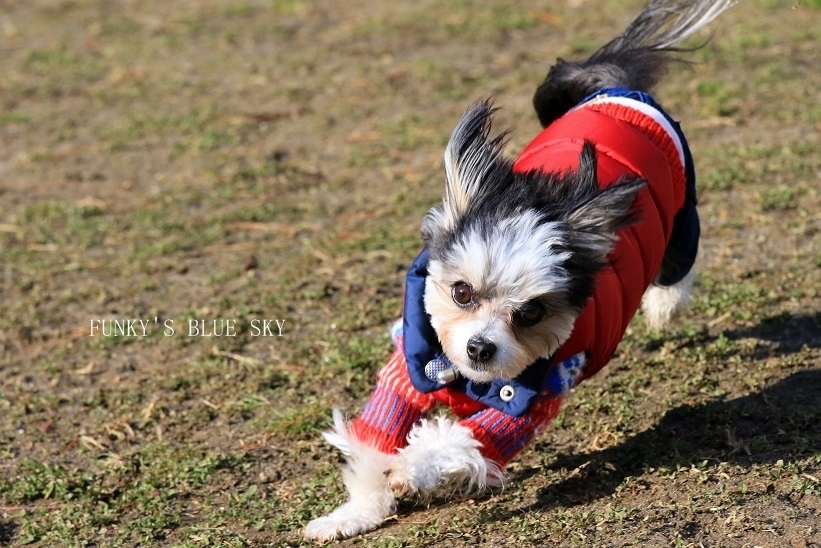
[563,141,646,260]
[421,204,447,247]
[440,99,510,230]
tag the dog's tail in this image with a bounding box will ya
[533,0,735,127]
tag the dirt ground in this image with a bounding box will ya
[1,0,819,546]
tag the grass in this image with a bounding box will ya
[4,447,251,546]
[0,0,820,546]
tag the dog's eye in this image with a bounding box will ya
[451,282,474,306]
[514,301,544,327]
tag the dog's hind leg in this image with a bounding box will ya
[642,181,700,331]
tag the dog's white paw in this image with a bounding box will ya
[642,269,695,330]
[386,459,439,498]
[388,415,503,498]
[304,498,394,541]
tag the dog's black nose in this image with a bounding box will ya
[466,337,496,363]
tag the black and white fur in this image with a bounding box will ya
[421,0,733,384]
[305,0,732,540]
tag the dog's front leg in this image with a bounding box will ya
[387,415,503,498]
[304,410,398,541]
[305,345,439,540]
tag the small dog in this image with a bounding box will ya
[305,0,733,540]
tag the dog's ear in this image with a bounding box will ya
[421,204,446,247]
[439,99,510,231]
[562,141,646,260]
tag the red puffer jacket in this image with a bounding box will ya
[512,88,690,382]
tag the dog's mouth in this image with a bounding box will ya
[452,356,526,384]
[464,361,492,373]
[453,362,496,384]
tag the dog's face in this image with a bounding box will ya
[421,100,645,383]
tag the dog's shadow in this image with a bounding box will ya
[487,311,821,518]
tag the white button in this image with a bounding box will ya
[499,385,515,402]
